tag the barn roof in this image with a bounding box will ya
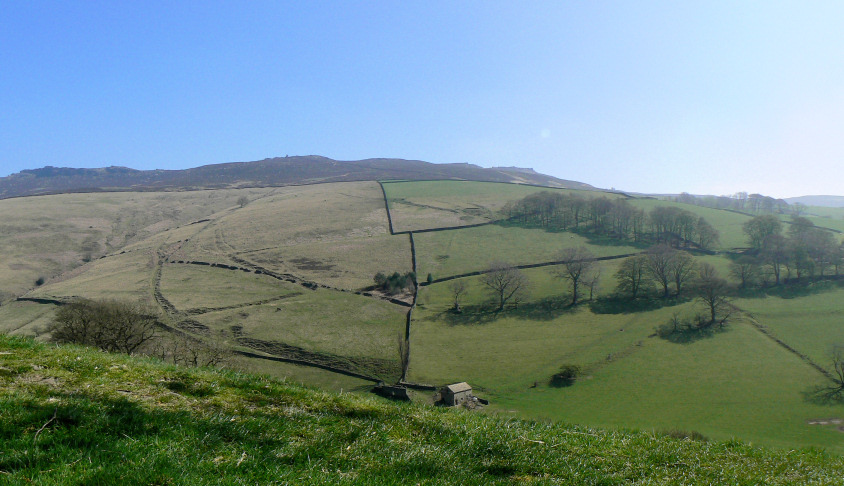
[444,382,472,393]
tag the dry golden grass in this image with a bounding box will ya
[194,288,406,361]
[0,188,276,299]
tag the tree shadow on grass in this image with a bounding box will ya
[801,385,844,406]
[436,296,577,326]
[589,295,693,315]
[493,221,650,249]
[654,323,725,344]
[735,278,843,300]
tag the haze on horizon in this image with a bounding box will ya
[2,2,842,199]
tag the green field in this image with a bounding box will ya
[4,179,844,453]
[627,199,754,250]
[6,335,844,485]
[415,224,638,280]
[382,180,620,232]
[411,268,844,452]
[736,284,844,373]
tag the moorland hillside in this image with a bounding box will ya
[2,171,844,453]
[0,156,592,199]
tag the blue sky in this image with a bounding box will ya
[2,2,843,198]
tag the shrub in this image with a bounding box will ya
[48,299,159,356]
[550,364,581,387]
[374,271,416,295]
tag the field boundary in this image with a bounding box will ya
[421,253,639,286]
[743,312,833,380]
[232,350,380,382]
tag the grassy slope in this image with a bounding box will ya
[411,273,844,452]
[178,181,410,290]
[394,181,844,452]
[3,335,844,485]
[382,180,618,233]
[415,224,638,280]
[0,188,275,300]
[627,199,753,250]
[1,182,410,389]
[736,284,844,373]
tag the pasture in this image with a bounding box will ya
[415,224,638,280]
[382,180,619,232]
[4,178,844,451]
[411,266,844,452]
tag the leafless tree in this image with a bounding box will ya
[645,245,676,298]
[49,299,159,356]
[742,215,782,251]
[583,266,602,301]
[159,334,231,368]
[614,255,651,299]
[696,263,732,328]
[668,250,697,297]
[482,262,529,311]
[237,195,250,208]
[449,280,467,313]
[729,256,760,289]
[554,246,596,305]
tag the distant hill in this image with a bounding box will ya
[0,156,593,199]
[786,195,844,207]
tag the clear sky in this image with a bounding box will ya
[2,2,842,198]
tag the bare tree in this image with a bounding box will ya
[237,195,250,208]
[614,255,651,299]
[482,262,529,311]
[696,216,720,249]
[696,263,732,328]
[821,346,844,400]
[645,245,675,298]
[729,256,760,289]
[742,215,782,251]
[49,299,159,356]
[449,280,467,313]
[554,246,596,305]
[668,250,697,297]
[159,334,231,368]
[583,266,602,301]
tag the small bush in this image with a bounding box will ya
[35,276,46,286]
[374,271,416,295]
[48,298,159,356]
[550,364,581,387]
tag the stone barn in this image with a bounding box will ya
[441,382,472,406]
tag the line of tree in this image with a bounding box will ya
[614,245,700,299]
[736,215,844,286]
[673,191,790,215]
[502,192,719,249]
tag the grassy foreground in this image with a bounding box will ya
[2,336,844,485]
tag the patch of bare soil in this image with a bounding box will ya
[807,418,844,432]
[18,374,62,387]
